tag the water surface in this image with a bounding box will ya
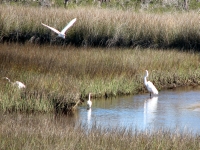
[1,87,200,134]
[78,86,200,133]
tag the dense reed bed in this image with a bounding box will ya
[0,43,200,112]
[0,113,200,149]
[1,5,200,49]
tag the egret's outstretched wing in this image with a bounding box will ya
[41,23,61,34]
[61,18,77,34]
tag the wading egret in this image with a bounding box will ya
[87,93,92,109]
[41,18,77,39]
[3,77,26,89]
[144,70,158,97]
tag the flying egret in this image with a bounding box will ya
[87,93,92,109]
[3,77,26,89]
[144,70,158,97]
[41,18,77,39]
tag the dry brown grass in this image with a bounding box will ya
[0,5,200,49]
[0,113,200,149]
[0,43,200,112]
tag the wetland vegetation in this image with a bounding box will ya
[1,44,200,113]
[1,2,200,149]
[1,113,200,150]
[0,5,200,49]
[1,5,200,111]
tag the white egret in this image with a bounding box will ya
[87,93,92,109]
[144,70,158,97]
[3,77,26,89]
[41,18,77,39]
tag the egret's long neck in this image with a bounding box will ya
[5,77,11,83]
[89,94,91,101]
[144,72,148,86]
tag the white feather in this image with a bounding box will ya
[61,18,77,34]
[144,70,158,97]
[41,18,77,39]
[146,81,158,94]
[87,93,92,108]
[3,77,26,89]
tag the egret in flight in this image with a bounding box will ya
[3,77,26,89]
[87,93,92,109]
[144,70,158,98]
[41,18,77,39]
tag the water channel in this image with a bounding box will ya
[78,86,200,133]
[1,87,200,134]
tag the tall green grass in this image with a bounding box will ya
[1,43,200,112]
[0,5,200,49]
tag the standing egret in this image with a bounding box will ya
[3,77,26,89]
[87,93,92,109]
[41,18,77,39]
[144,70,158,97]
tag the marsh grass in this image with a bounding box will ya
[0,43,200,112]
[0,5,200,49]
[0,113,200,149]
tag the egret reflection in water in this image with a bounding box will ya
[87,108,92,121]
[144,96,158,128]
[87,108,92,128]
[66,87,200,133]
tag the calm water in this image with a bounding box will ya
[77,86,200,133]
[2,87,200,134]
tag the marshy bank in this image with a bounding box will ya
[0,113,200,149]
[0,43,200,112]
[1,5,200,49]
[1,4,200,149]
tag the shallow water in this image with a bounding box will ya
[77,86,200,133]
[1,87,200,134]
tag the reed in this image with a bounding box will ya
[0,5,200,49]
[0,43,200,112]
[0,113,199,149]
